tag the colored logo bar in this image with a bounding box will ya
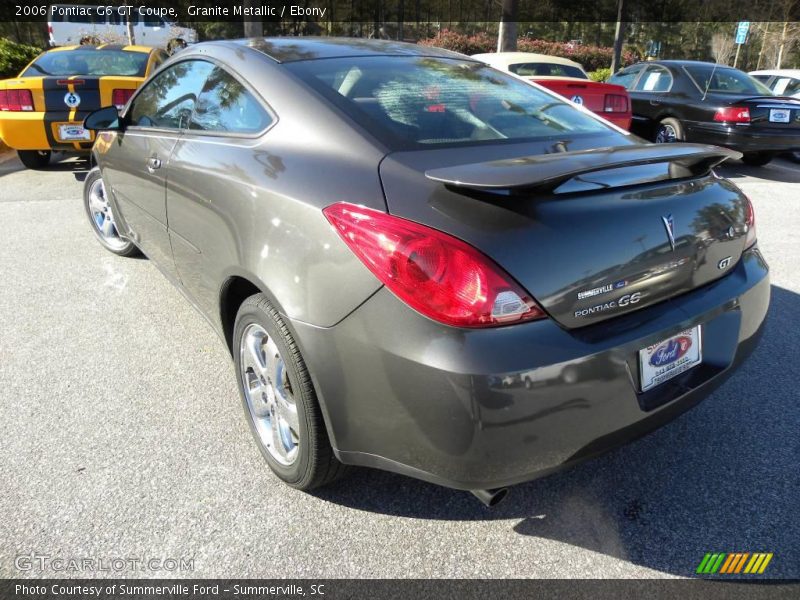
[696,552,773,574]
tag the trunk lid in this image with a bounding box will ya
[714,94,800,129]
[379,141,750,328]
[41,76,105,114]
[531,78,628,116]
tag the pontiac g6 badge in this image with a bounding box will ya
[574,292,642,318]
[64,92,81,108]
[662,214,676,251]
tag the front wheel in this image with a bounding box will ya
[234,294,347,490]
[741,152,774,167]
[654,118,684,143]
[83,167,139,257]
[17,150,50,169]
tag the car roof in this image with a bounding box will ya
[46,44,155,54]
[472,52,584,69]
[640,60,742,69]
[749,69,800,78]
[214,37,468,63]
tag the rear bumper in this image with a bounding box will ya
[685,121,800,153]
[292,247,770,491]
[599,113,632,130]
[0,111,94,151]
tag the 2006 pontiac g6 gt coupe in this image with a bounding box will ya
[83,38,769,506]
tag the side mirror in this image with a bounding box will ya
[84,106,122,131]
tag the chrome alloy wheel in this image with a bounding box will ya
[655,124,678,143]
[87,177,127,250]
[239,323,300,465]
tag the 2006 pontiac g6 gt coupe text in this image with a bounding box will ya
[82,38,769,506]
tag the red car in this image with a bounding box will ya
[473,52,632,130]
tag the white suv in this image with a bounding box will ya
[48,4,197,49]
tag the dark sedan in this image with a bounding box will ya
[609,59,800,166]
[82,39,769,507]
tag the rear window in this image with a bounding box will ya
[682,65,773,95]
[287,56,612,149]
[22,50,149,77]
[509,62,588,79]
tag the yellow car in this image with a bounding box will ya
[0,44,166,168]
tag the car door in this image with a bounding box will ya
[102,59,214,279]
[629,64,674,114]
[166,65,275,317]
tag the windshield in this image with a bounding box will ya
[509,62,588,79]
[287,56,613,149]
[682,65,773,96]
[22,50,149,77]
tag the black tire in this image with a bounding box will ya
[653,117,684,143]
[789,151,800,163]
[741,152,774,167]
[17,150,50,169]
[83,167,139,257]
[233,294,347,490]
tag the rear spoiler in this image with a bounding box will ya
[424,144,741,194]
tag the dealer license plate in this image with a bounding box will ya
[639,326,702,392]
[769,108,791,123]
[58,124,91,141]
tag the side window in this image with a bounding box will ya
[189,67,273,134]
[607,65,644,90]
[634,65,673,92]
[773,77,800,96]
[129,60,214,129]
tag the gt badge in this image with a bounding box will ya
[570,95,584,105]
[64,92,81,108]
[718,256,733,270]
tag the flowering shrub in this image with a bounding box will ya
[0,37,42,78]
[419,30,638,72]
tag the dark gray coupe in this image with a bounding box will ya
[83,38,769,506]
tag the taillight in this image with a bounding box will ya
[604,94,628,113]
[323,202,546,328]
[112,88,134,110]
[0,89,34,111]
[714,106,750,123]
[744,196,756,249]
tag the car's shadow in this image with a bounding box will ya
[313,285,798,578]
[717,158,800,184]
[0,153,90,180]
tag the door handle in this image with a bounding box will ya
[146,157,162,172]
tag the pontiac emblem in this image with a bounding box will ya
[662,214,676,251]
[570,95,584,105]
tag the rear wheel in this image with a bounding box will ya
[741,152,774,167]
[17,150,50,169]
[654,118,684,143]
[234,294,347,490]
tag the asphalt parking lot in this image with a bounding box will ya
[0,151,798,579]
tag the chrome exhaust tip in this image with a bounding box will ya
[470,487,509,507]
